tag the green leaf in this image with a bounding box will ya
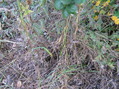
[114,11,119,18]
[74,0,86,4]
[66,4,78,14]
[61,0,72,5]
[23,10,33,17]
[40,0,46,6]
[20,3,26,11]
[100,0,107,3]
[62,8,70,18]
[32,47,53,57]
[54,0,64,10]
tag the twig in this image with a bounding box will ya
[0,39,23,44]
[0,8,10,12]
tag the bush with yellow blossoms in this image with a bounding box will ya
[91,0,119,25]
[80,0,119,54]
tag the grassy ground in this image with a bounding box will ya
[0,0,119,89]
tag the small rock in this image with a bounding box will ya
[17,80,22,88]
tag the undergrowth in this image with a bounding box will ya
[0,0,119,89]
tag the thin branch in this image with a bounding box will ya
[0,39,23,44]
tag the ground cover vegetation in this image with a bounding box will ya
[0,0,119,89]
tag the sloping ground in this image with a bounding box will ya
[0,0,119,89]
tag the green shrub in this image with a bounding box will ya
[54,0,86,18]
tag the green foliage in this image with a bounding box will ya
[32,47,53,57]
[61,0,72,5]
[114,11,119,18]
[15,0,119,70]
[66,4,78,14]
[62,8,70,18]
[54,0,86,18]
[61,4,78,18]
[54,0,64,10]
[74,0,86,4]
[39,0,46,6]
[17,0,33,26]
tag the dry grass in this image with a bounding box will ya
[0,0,119,89]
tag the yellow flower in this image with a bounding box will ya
[115,48,119,52]
[103,0,110,7]
[114,19,119,25]
[107,0,110,3]
[111,16,119,25]
[117,38,119,41]
[107,12,112,16]
[94,10,98,13]
[92,0,95,3]
[94,16,98,20]
[111,16,118,21]
[95,1,100,6]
